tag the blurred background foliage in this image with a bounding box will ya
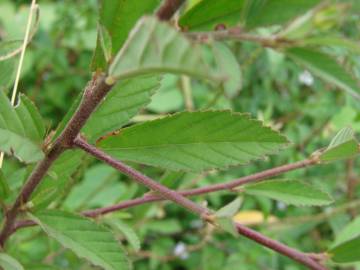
[0,0,360,269]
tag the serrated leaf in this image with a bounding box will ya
[98,111,288,172]
[0,170,10,199]
[244,0,321,29]
[329,236,360,263]
[0,253,24,270]
[83,76,160,141]
[244,179,333,206]
[320,127,359,162]
[331,216,360,248]
[29,210,131,270]
[0,92,45,163]
[286,47,360,100]
[105,219,141,251]
[108,17,223,83]
[92,0,161,70]
[211,42,242,97]
[215,198,242,218]
[179,0,246,31]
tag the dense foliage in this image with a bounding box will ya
[0,0,360,269]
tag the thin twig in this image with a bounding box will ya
[156,0,185,21]
[74,136,210,217]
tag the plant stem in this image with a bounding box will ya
[83,157,318,216]
[74,136,209,217]
[0,77,112,247]
[156,0,184,20]
[234,223,327,270]
[75,137,326,270]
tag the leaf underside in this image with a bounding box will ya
[30,210,131,270]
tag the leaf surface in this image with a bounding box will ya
[329,236,360,263]
[0,92,45,163]
[286,47,360,100]
[0,253,24,270]
[98,111,288,172]
[320,127,359,162]
[109,17,223,82]
[179,0,246,31]
[244,179,333,206]
[30,210,131,270]
[92,0,160,70]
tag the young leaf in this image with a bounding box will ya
[244,0,321,29]
[98,111,288,172]
[83,76,160,141]
[217,217,238,237]
[0,92,45,163]
[331,216,360,248]
[179,0,246,31]
[320,127,359,162]
[211,42,242,97]
[0,253,24,270]
[286,47,360,100]
[108,17,223,83]
[215,198,242,218]
[92,0,160,70]
[329,236,360,263]
[29,210,131,270]
[244,179,333,206]
[105,219,141,251]
[98,24,112,63]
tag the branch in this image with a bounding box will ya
[0,77,113,247]
[186,28,295,48]
[74,138,326,270]
[156,0,185,21]
[83,157,318,217]
[74,136,209,217]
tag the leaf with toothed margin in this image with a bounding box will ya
[0,91,45,163]
[108,16,225,83]
[98,111,288,172]
[244,179,333,206]
[29,210,132,270]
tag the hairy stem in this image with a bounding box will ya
[83,157,318,216]
[74,137,326,270]
[0,77,113,247]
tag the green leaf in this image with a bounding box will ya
[285,47,360,100]
[211,42,242,97]
[244,0,321,29]
[217,217,238,237]
[83,76,160,141]
[29,210,131,270]
[244,179,333,206]
[0,253,24,270]
[320,127,359,162]
[98,24,112,63]
[92,0,160,70]
[301,36,360,55]
[108,17,223,83]
[0,92,45,163]
[179,0,246,31]
[105,219,141,251]
[0,170,10,199]
[329,236,360,263]
[331,216,360,248]
[98,111,288,172]
[215,198,242,218]
[54,76,160,143]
